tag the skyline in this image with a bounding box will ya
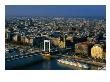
[5,5,106,17]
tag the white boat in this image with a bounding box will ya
[57,58,89,69]
[82,64,89,69]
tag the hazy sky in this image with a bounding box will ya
[5,5,106,17]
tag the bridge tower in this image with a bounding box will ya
[42,40,51,57]
[44,40,50,52]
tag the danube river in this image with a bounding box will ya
[6,54,101,70]
[18,58,73,70]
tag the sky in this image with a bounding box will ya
[5,5,106,17]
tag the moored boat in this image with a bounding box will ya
[57,58,89,69]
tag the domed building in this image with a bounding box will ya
[91,44,104,59]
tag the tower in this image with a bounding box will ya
[43,40,51,57]
[44,40,50,52]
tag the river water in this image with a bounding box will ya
[6,53,100,70]
[20,58,73,70]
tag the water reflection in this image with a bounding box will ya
[21,58,73,70]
